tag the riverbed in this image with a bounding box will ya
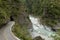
[29,15,57,40]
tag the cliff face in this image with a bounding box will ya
[18,13,32,29]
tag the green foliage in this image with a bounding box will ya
[51,29,60,40]
[0,0,21,27]
[52,35,60,40]
[12,23,32,40]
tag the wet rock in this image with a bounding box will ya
[33,36,44,40]
[53,23,60,29]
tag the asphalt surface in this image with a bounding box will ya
[0,21,20,40]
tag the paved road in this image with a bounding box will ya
[0,21,20,40]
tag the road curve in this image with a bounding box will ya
[0,21,20,40]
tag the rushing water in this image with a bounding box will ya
[29,15,56,40]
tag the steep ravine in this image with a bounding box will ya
[12,14,60,40]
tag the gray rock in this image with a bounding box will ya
[33,36,44,40]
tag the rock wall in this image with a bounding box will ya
[18,13,32,30]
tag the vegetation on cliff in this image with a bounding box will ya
[0,0,21,27]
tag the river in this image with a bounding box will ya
[29,15,57,40]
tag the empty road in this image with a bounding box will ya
[0,21,20,40]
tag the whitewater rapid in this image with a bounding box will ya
[29,15,56,40]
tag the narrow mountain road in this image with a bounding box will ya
[0,21,20,40]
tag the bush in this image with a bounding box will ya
[12,23,32,40]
